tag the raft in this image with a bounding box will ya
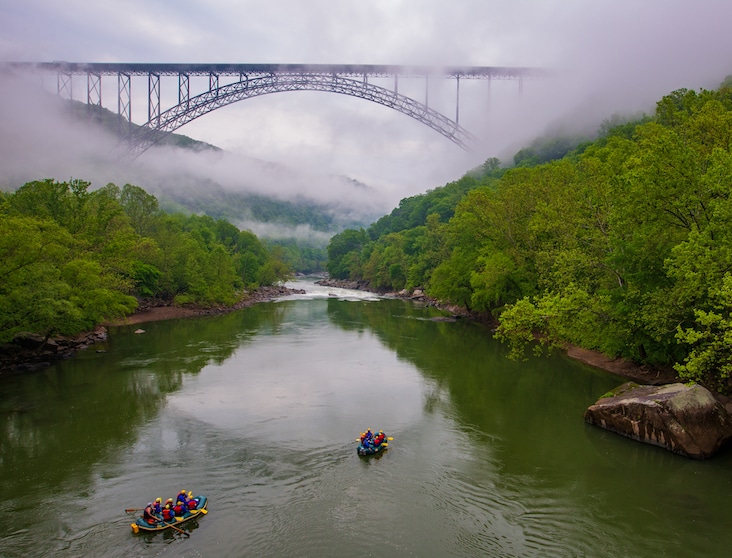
[131,495,208,534]
[357,432,389,456]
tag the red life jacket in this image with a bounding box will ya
[173,504,185,515]
[162,507,174,520]
[187,499,198,509]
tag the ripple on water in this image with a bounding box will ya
[417,454,624,558]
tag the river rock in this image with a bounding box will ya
[12,332,58,351]
[584,382,732,459]
[0,326,108,375]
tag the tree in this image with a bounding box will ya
[0,214,136,342]
[363,233,408,291]
[326,228,369,279]
[675,273,732,389]
[120,183,160,236]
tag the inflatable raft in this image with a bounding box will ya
[131,495,208,534]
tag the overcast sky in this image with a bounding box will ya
[1,0,731,211]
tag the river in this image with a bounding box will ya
[1,278,731,557]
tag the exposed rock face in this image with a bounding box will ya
[0,327,109,375]
[584,382,732,459]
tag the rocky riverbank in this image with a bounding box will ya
[316,279,732,457]
[0,280,690,395]
[0,286,304,376]
[315,277,681,385]
[105,285,304,326]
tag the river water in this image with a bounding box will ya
[1,278,732,557]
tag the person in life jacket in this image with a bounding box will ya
[161,504,175,521]
[153,498,163,515]
[173,500,186,516]
[143,502,157,524]
[186,492,198,510]
[177,490,188,506]
[361,429,373,443]
[374,431,385,446]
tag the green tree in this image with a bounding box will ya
[363,233,408,291]
[326,228,370,279]
[120,183,160,236]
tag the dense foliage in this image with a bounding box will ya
[0,180,291,344]
[74,100,369,275]
[327,83,732,392]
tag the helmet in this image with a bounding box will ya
[155,497,161,503]
[165,504,170,509]
[180,489,186,494]
[147,502,152,507]
[166,498,173,503]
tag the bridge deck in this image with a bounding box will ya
[6,62,546,79]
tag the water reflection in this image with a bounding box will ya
[2,283,732,557]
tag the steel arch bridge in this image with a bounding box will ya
[5,62,547,159]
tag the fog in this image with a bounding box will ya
[1,0,731,224]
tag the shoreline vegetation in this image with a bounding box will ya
[0,279,679,389]
[314,278,682,388]
[323,84,732,398]
[0,286,304,376]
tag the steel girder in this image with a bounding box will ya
[4,62,546,158]
[125,73,479,159]
[16,62,546,80]
[117,73,131,136]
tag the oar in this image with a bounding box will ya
[176,508,208,518]
[125,508,143,513]
[168,521,190,537]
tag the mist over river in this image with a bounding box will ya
[1,278,731,557]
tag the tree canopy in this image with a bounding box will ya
[325,83,732,392]
[0,180,291,344]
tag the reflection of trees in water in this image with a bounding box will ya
[0,360,168,499]
[0,302,292,501]
[326,297,621,476]
[110,302,291,373]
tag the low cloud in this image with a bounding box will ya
[1,1,731,214]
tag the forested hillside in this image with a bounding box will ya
[67,99,380,273]
[327,82,732,392]
[0,180,290,344]
[153,178,375,273]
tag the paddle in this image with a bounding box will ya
[129,512,189,537]
[175,508,207,520]
[168,522,190,537]
[125,508,142,513]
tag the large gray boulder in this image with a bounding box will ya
[584,382,732,459]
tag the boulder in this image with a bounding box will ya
[584,382,732,459]
[12,332,57,351]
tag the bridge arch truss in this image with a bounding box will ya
[6,63,547,159]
